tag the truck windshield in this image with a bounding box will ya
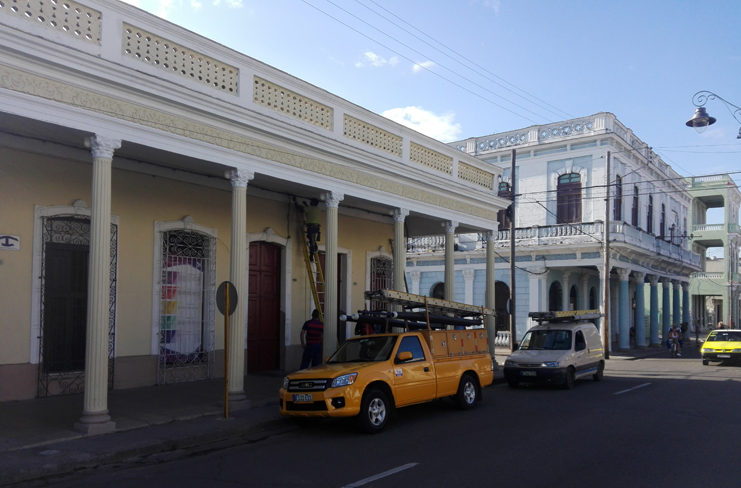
[327,336,398,363]
[519,330,572,350]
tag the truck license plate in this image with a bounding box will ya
[718,354,731,358]
[520,371,536,376]
[293,394,312,402]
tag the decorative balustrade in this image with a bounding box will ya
[691,272,723,279]
[406,221,701,267]
[494,331,511,347]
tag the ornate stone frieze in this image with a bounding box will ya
[0,66,496,221]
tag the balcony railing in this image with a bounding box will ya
[690,272,724,279]
[407,221,701,268]
[692,223,740,234]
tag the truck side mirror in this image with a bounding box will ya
[396,351,413,363]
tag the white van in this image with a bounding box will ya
[503,310,604,389]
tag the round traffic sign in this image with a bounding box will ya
[216,281,238,316]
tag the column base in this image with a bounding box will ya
[227,391,251,411]
[74,410,116,436]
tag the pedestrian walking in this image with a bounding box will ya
[299,309,323,369]
[695,318,701,343]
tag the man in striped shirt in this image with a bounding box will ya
[300,309,324,369]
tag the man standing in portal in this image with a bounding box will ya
[300,309,324,369]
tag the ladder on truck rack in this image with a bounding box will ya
[294,197,325,323]
[364,289,495,317]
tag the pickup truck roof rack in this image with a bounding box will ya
[528,310,603,323]
[364,289,495,318]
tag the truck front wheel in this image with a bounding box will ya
[358,389,389,434]
[455,374,479,410]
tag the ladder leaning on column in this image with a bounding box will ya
[293,197,325,323]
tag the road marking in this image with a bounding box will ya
[340,463,419,488]
[614,382,652,395]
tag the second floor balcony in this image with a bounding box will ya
[407,221,702,269]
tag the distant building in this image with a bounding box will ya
[408,113,703,350]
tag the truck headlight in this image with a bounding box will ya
[505,359,517,367]
[733,349,741,353]
[702,348,712,353]
[282,377,289,389]
[331,373,357,388]
[541,361,559,368]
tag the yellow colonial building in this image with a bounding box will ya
[0,0,507,433]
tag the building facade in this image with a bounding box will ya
[408,113,702,350]
[0,0,509,433]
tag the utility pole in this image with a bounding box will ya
[510,149,517,353]
[602,151,611,359]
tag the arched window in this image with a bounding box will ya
[660,204,666,239]
[548,281,563,311]
[647,195,654,234]
[556,173,582,224]
[631,185,639,227]
[613,174,622,221]
[569,285,578,311]
[431,282,445,299]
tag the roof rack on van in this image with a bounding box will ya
[528,310,603,323]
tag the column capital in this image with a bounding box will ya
[84,135,121,159]
[616,268,631,281]
[323,192,344,208]
[632,271,645,282]
[647,274,660,285]
[599,265,612,278]
[442,220,458,233]
[392,208,410,222]
[410,270,421,282]
[681,281,689,291]
[660,277,671,287]
[485,229,497,241]
[463,268,476,281]
[672,279,681,289]
[528,267,547,280]
[226,169,254,188]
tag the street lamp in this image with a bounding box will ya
[686,91,741,138]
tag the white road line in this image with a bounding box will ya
[614,382,652,395]
[340,463,419,488]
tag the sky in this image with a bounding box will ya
[120,0,740,251]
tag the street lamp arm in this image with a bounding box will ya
[692,91,741,125]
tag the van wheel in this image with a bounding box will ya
[507,379,519,388]
[702,360,709,366]
[455,374,478,410]
[358,389,389,434]
[593,361,604,381]
[562,367,575,390]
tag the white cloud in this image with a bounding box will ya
[356,52,399,68]
[382,106,462,142]
[412,61,435,73]
[214,0,243,7]
[477,0,501,14]
[191,0,202,9]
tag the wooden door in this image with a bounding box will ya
[247,242,281,372]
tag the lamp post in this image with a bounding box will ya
[686,91,741,138]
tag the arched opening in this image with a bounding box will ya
[549,281,563,311]
[569,285,578,311]
[589,287,597,310]
[494,281,510,331]
[431,282,444,300]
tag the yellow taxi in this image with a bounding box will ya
[701,329,741,365]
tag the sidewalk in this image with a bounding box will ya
[0,346,663,486]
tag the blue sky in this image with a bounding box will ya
[122,0,740,225]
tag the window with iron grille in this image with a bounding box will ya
[370,256,392,311]
[647,195,654,234]
[158,229,215,384]
[660,204,666,239]
[556,173,582,224]
[497,182,512,229]
[613,175,623,221]
[632,185,639,227]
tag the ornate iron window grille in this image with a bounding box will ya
[370,257,393,311]
[157,229,216,384]
[37,216,117,397]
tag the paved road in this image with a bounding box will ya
[22,346,741,488]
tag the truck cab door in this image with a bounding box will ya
[393,336,436,406]
[574,329,588,374]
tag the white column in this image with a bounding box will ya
[562,271,572,311]
[463,269,475,305]
[392,208,409,292]
[323,192,344,360]
[410,270,421,295]
[443,220,458,301]
[226,169,253,406]
[75,135,120,435]
[528,266,548,317]
[485,228,498,345]
[580,274,590,309]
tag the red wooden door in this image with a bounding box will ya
[247,242,281,372]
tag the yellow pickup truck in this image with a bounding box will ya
[278,290,496,433]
